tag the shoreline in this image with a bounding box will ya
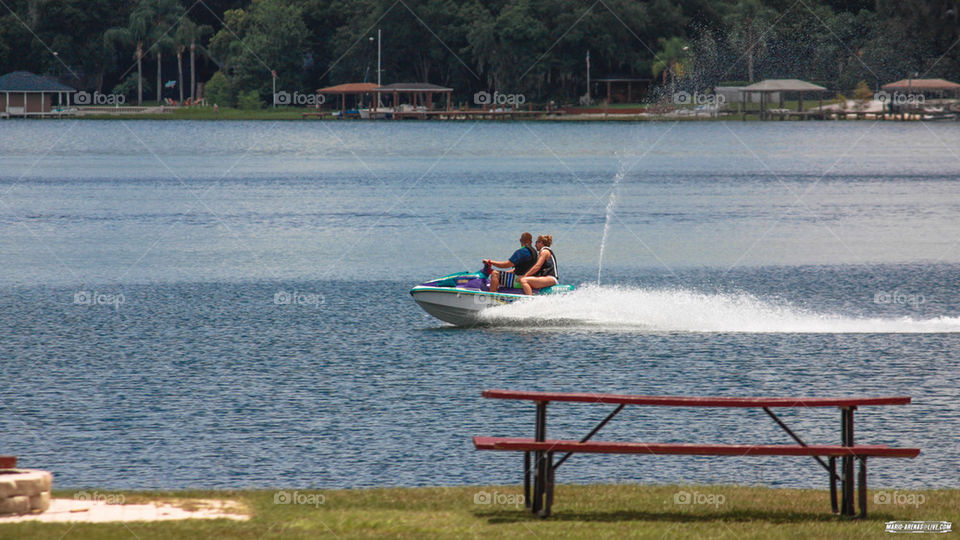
[6,101,951,122]
[1,484,955,538]
[2,110,727,121]
[8,114,949,122]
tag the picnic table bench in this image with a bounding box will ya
[474,390,920,518]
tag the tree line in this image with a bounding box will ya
[1,0,958,106]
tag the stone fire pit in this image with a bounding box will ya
[0,469,53,515]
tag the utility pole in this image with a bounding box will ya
[586,50,591,104]
[369,29,383,107]
[377,29,382,107]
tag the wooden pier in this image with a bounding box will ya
[303,109,564,120]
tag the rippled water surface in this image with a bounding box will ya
[1,120,958,490]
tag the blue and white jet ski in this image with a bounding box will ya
[410,269,574,326]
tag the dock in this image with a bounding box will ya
[303,109,565,120]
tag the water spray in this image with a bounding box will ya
[597,159,626,285]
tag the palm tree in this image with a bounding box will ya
[104,8,152,105]
[104,0,182,105]
[144,0,181,104]
[723,0,774,83]
[651,37,689,95]
[175,19,213,102]
[151,36,172,104]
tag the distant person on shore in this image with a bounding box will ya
[520,235,558,295]
[483,232,537,292]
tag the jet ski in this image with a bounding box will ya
[410,268,575,326]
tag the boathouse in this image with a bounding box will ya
[316,82,453,118]
[376,82,452,111]
[881,78,960,99]
[0,71,76,117]
[740,79,828,119]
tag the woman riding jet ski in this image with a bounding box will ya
[410,234,574,326]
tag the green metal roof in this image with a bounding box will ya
[741,79,828,92]
[0,71,76,92]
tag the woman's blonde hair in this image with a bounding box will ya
[536,235,553,247]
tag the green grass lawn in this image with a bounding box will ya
[1,484,956,539]
[76,106,322,121]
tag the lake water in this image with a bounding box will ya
[0,120,958,491]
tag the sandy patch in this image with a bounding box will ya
[0,498,250,523]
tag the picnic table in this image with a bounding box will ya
[474,390,920,518]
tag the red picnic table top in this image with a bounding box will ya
[482,389,911,408]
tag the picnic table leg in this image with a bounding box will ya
[524,452,531,508]
[858,456,868,518]
[532,401,547,515]
[542,451,555,518]
[840,407,856,517]
[829,457,838,513]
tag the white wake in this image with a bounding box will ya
[477,284,960,333]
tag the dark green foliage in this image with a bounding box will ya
[204,70,235,107]
[1,0,958,104]
[237,88,262,109]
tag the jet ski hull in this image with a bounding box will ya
[410,270,574,326]
[409,286,523,326]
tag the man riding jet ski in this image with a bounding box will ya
[410,233,573,326]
